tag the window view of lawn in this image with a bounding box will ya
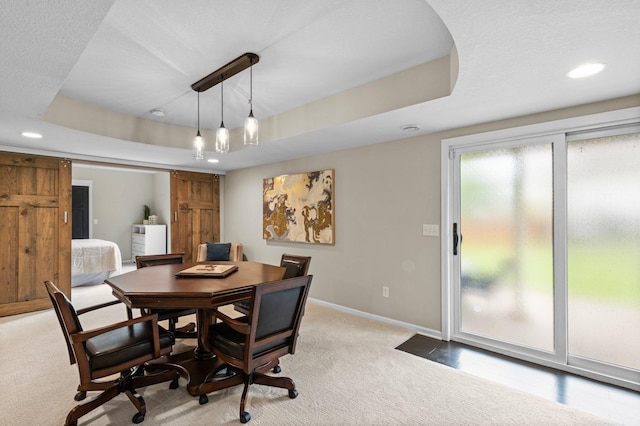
[459,132,639,372]
[462,242,639,306]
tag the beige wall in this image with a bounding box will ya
[223,95,640,334]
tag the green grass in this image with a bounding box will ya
[462,242,640,306]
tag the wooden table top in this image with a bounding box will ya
[105,261,286,310]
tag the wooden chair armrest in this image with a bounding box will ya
[71,313,159,344]
[213,310,250,334]
[76,299,123,315]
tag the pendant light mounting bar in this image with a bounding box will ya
[191,52,259,93]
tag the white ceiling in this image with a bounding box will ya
[1,0,639,173]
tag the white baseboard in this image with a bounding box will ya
[308,297,442,341]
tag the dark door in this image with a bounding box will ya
[72,185,89,239]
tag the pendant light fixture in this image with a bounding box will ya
[193,91,205,160]
[244,64,258,146]
[215,80,229,154]
[191,53,259,157]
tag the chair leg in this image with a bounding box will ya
[123,382,146,424]
[65,366,178,426]
[239,373,253,424]
[252,372,295,391]
[196,366,244,405]
[65,384,120,426]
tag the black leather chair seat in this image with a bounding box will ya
[209,321,286,361]
[86,322,174,372]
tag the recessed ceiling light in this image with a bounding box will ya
[207,158,219,164]
[150,108,165,117]
[21,131,43,138]
[401,124,421,132]
[567,63,605,79]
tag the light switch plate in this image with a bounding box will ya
[422,224,439,236]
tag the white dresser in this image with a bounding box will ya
[131,224,167,262]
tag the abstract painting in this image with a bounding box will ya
[263,169,334,244]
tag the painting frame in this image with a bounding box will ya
[263,169,334,245]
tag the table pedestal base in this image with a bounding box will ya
[148,348,243,397]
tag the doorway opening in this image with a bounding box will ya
[72,180,92,239]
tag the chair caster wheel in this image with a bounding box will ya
[240,411,251,423]
[132,412,145,424]
[288,389,298,399]
[74,391,86,401]
[272,365,281,374]
[199,394,209,405]
[169,377,179,389]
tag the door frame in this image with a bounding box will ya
[440,106,640,391]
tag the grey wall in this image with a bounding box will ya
[223,95,640,334]
[72,165,170,261]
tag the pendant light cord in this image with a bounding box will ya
[220,81,224,125]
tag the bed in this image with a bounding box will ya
[71,239,123,286]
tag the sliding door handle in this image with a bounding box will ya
[453,223,462,255]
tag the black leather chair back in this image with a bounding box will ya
[249,275,312,358]
[255,285,305,340]
[280,254,311,279]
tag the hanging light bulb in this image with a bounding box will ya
[215,81,229,154]
[244,65,258,146]
[193,91,205,160]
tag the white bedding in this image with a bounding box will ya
[71,239,122,286]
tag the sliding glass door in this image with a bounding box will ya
[453,137,559,360]
[448,125,640,388]
[567,130,640,374]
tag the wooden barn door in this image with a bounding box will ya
[170,171,220,261]
[0,152,71,316]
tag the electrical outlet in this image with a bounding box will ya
[382,286,389,298]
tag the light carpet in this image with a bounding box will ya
[0,283,611,425]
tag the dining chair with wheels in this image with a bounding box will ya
[45,280,179,426]
[233,253,311,316]
[135,252,197,338]
[200,274,313,423]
